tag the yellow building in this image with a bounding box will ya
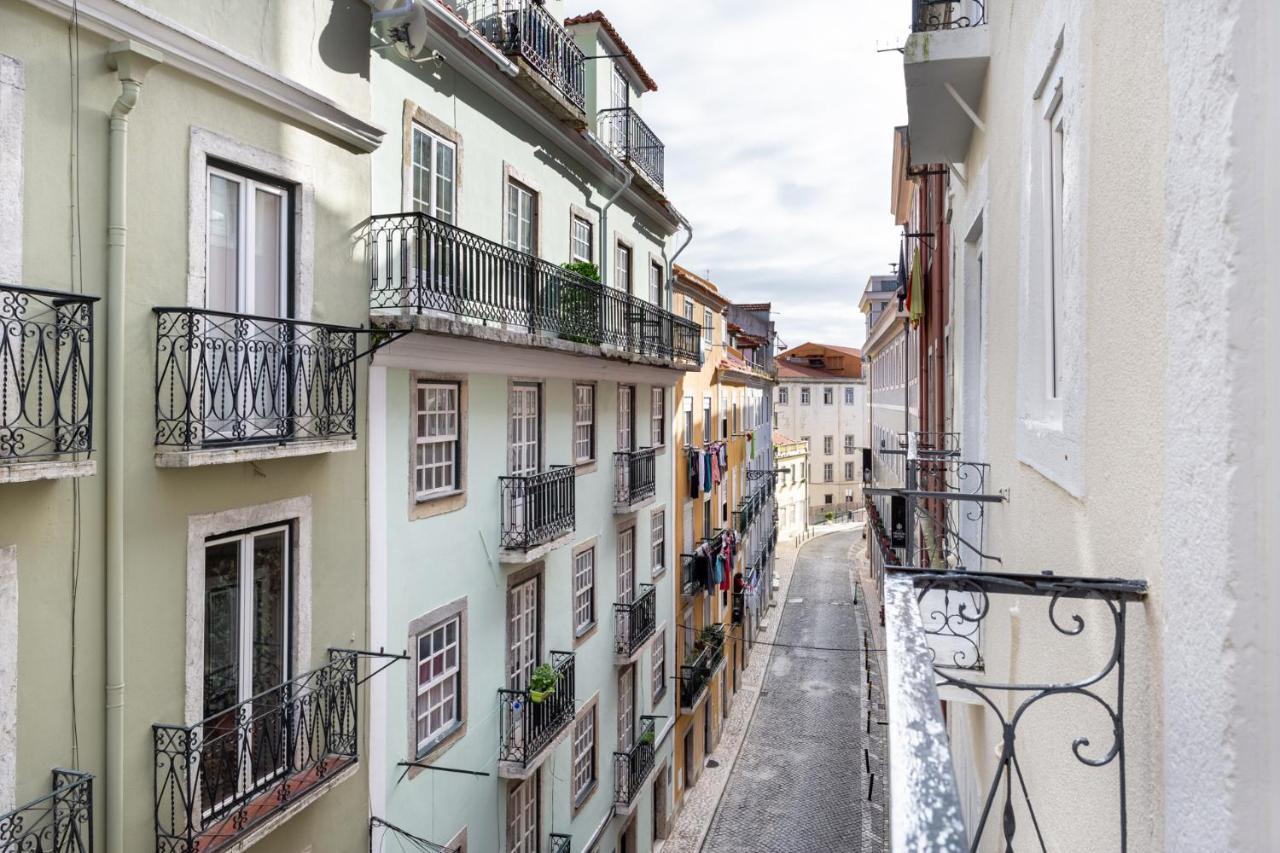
[669,266,777,813]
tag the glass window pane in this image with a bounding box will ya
[253,189,284,317]
[208,174,240,314]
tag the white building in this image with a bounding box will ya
[772,432,809,540]
[772,342,868,521]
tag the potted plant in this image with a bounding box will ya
[639,727,656,747]
[528,663,560,703]
[699,626,721,649]
[559,262,603,345]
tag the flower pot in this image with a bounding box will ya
[530,687,555,704]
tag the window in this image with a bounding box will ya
[778,387,789,405]
[507,776,538,853]
[822,387,833,405]
[207,164,290,318]
[683,396,694,446]
[844,387,855,405]
[702,498,712,539]
[652,628,667,703]
[616,242,632,293]
[1046,85,1065,399]
[411,125,456,223]
[573,548,595,636]
[800,387,811,406]
[508,576,540,690]
[845,462,855,480]
[823,436,833,456]
[651,509,666,576]
[415,382,460,499]
[651,387,665,447]
[617,527,635,604]
[571,215,593,264]
[415,615,462,753]
[574,384,595,463]
[702,397,712,444]
[572,708,596,802]
[618,385,635,453]
[823,463,833,483]
[800,435,810,449]
[844,435,856,454]
[683,298,694,323]
[702,309,714,346]
[824,493,833,505]
[508,383,541,478]
[649,261,663,306]
[505,180,536,255]
[617,666,636,751]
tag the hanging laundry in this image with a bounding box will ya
[702,450,713,492]
[713,553,724,586]
[711,450,721,486]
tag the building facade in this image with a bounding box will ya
[771,433,809,541]
[772,342,867,522]
[668,266,776,821]
[876,0,1280,850]
[362,4,701,853]
[1,1,382,851]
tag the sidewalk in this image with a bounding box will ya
[655,524,864,853]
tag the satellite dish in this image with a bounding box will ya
[393,2,431,59]
[370,0,402,10]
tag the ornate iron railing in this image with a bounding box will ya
[614,447,656,507]
[732,590,745,624]
[153,308,358,450]
[0,768,94,852]
[614,583,657,658]
[679,626,724,709]
[453,0,586,110]
[613,716,657,809]
[883,569,1147,853]
[680,553,703,597]
[367,213,701,364]
[500,465,577,549]
[549,833,571,853]
[0,284,97,463]
[597,107,665,189]
[911,0,986,32]
[154,650,358,852]
[498,652,576,769]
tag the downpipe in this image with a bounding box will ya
[104,40,161,853]
[666,208,693,312]
[599,162,633,289]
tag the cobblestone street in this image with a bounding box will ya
[702,530,887,853]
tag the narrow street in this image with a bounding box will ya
[702,530,887,853]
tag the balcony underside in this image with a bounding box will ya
[903,26,990,165]
[510,59,587,129]
[155,437,357,468]
[499,528,575,564]
[0,457,96,483]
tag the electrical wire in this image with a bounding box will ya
[676,624,885,655]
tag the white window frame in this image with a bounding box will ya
[507,776,538,853]
[618,385,635,453]
[1045,84,1066,401]
[652,627,667,704]
[702,309,713,346]
[650,508,666,577]
[574,383,595,464]
[649,261,663,306]
[571,214,593,264]
[822,386,833,405]
[650,386,665,447]
[572,707,597,802]
[205,163,289,317]
[415,614,463,754]
[800,387,811,406]
[844,387,855,405]
[778,387,788,405]
[415,381,461,500]
[573,547,596,636]
[505,180,536,255]
[616,242,633,294]
[823,436,833,456]
[411,123,456,223]
[823,463,833,483]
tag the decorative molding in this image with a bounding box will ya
[18,0,384,152]
[0,545,16,814]
[0,55,24,286]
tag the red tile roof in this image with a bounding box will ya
[773,430,802,446]
[563,11,659,92]
[776,362,840,379]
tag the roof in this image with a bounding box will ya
[672,264,730,307]
[563,11,659,92]
[733,303,772,312]
[776,362,850,380]
[773,430,800,446]
[778,342,863,360]
[775,341,864,380]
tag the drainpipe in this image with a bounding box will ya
[599,162,632,290]
[666,208,693,312]
[104,40,162,853]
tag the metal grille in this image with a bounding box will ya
[614,448,657,506]
[613,716,657,808]
[614,583,657,658]
[679,625,724,709]
[912,0,987,32]
[452,0,586,110]
[497,652,576,768]
[597,107,665,189]
[0,769,94,853]
[500,465,577,549]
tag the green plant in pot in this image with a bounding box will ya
[699,626,721,649]
[640,727,656,747]
[528,663,560,703]
[559,262,603,345]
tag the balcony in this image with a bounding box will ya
[367,213,702,367]
[680,553,704,597]
[154,650,359,853]
[883,569,1146,852]
[453,0,586,120]
[903,0,990,165]
[614,583,657,663]
[613,447,656,511]
[598,107,665,192]
[0,769,94,851]
[679,625,725,711]
[152,308,358,467]
[498,652,576,778]
[0,284,97,483]
[500,465,577,561]
[550,833,571,853]
[613,716,658,815]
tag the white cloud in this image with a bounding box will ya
[565,0,910,351]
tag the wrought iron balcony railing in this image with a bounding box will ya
[500,465,577,550]
[498,652,576,771]
[912,0,987,32]
[154,650,358,852]
[731,590,744,624]
[883,569,1146,852]
[549,833,571,853]
[679,626,725,710]
[153,308,358,450]
[367,213,702,365]
[454,0,586,110]
[1,284,97,465]
[613,716,657,809]
[615,583,657,659]
[614,447,656,507]
[680,553,703,597]
[597,107,665,190]
[0,768,94,852]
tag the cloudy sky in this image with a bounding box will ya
[564,0,909,351]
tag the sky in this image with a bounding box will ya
[564,0,909,352]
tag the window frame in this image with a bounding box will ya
[414,613,464,756]
[410,123,457,224]
[650,508,666,578]
[650,386,665,448]
[573,545,597,638]
[406,596,468,763]
[652,626,667,705]
[823,436,833,456]
[778,387,788,405]
[800,387,811,406]
[572,702,598,806]
[823,463,833,483]
[615,240,633,294]
[649,260,663,307]
[702,309,714,346]
[573,383,596,465]
[414,380,463,501]
[205,161,293,319]
[504,178,537,256]
[571,214,593,265]
[822,387,833,405]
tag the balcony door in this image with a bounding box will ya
[409,125,457,311]
[508,383,542,532]
[202,525,291,819]
[616,666,636,804]
[507,575,541,758]
[609,64,629,151]
[206,165,290,444]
